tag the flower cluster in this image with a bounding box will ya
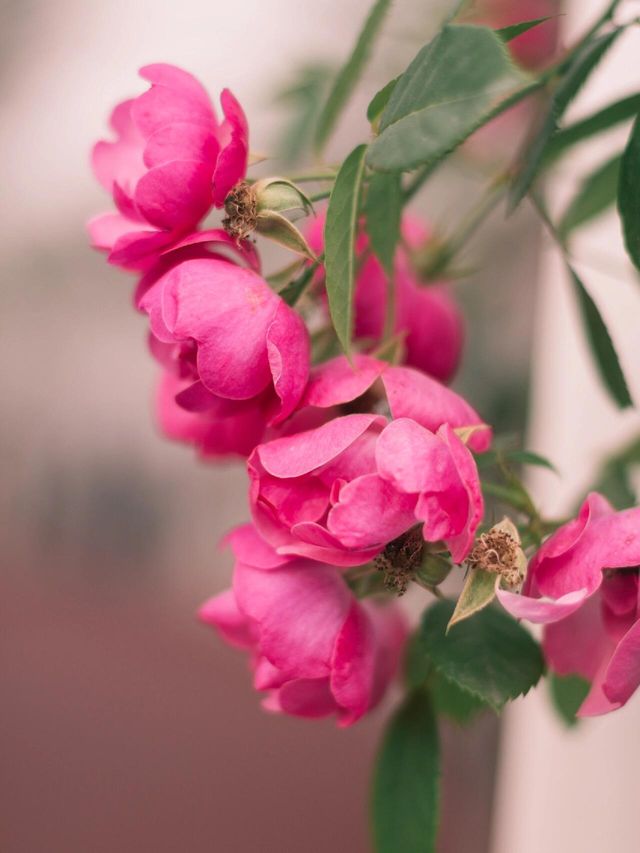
[89,62,640,726]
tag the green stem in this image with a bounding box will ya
[287,171,337,183]
[308,189,332,203]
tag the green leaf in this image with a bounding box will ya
[494,449,557,472]
[549,673,590,727]
[431,671,487,725]
[559,153,622,238]
[324,144,368,354]
[367,77,399,129]
[496,17,554,44]
[274,64,334,164]
[314,0,391,154]
[255,211,317,261]
[367,24,526,173]
[568,265,632,408]
[416,599,544,711]
[365,172,402,275]
[509,29,622,211]
[618,110,640,272]
[449,569,499,630]
[545,93,640,162]
[372,691,440,853]
[277,262,317,307]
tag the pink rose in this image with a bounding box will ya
[199,524,407,725]
[498,493,640,716]
[139,256,310,455]
[306,213,463,383]
[249,355,488,566]
[88,63,248,270]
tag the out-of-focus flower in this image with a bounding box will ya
[249,355,488,566]
[138,256,310,457]
[88,63,248,270]
[306,213,463,383]
[498,493,640,716]
[199,524,407,725]
[472,0,561,71]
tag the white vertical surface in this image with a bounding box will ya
[492,4,640,852]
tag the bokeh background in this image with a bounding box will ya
[2,1,640,851]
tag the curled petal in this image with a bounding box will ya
[266,302,311,425]
[257,414,384,479]
[301,354,386,409]
[212,88,249,205]
[134,159,213,231]
[381,366,492,453]
[198,590,255,649]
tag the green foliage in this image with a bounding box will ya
[591,432,640,509]
[449,569,500,629]
[568,265,632,409]
[324,144,368,354]
[314,0,391,155]
[367,24,525,173]
[414,600,544,711]
[549,673,591,727]
[364,172,402,276]
[559,153,622,238]
[509,29,622,211]
[495,17,554,45]
[546,93,640,161]
[372,690,440,853]
[431,671,487,725]
[367,77,399,129]
[274,64,333,164]
[277,262,317,307]
[618,111,640,272]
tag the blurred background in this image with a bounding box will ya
[2,0,640,851]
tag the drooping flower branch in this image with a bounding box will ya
[87,1,640,848]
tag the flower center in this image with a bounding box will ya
[222,181,258,240]
[466,529,521,587]
[374,527,424,596]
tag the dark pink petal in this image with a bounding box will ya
[532,497,640,601]
[399,281,464,383]
[233,561,351,679]
[134,159,212,231]
[267,678,337,718]
[436,424,484,562]
[109,228,176,271]
[601,618,640,709]
[91,99,146,193]
[253,656,288,691]
[327,473,417,549]
[366,601,408,709]
[163,259,278,398]
[143,121,219,169]
[156,372,268,458]
[133,64,216,138]
[224,523,291,570]
[211,89,249,206]
[331,602,376,726]
[164,228,260,272]
[266,302,311,425]
[543,593,609,683]
[258,472,329,528]
[316,427,382,486]
[257,414,384,479]
[87,212,140,252]
[112,181,141,221]
[301,354,386,409]
[198,589,255,649]
[376,418,456,494]
[382,366,492,453]
[282,523,382,567]
[497,587,589,623]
